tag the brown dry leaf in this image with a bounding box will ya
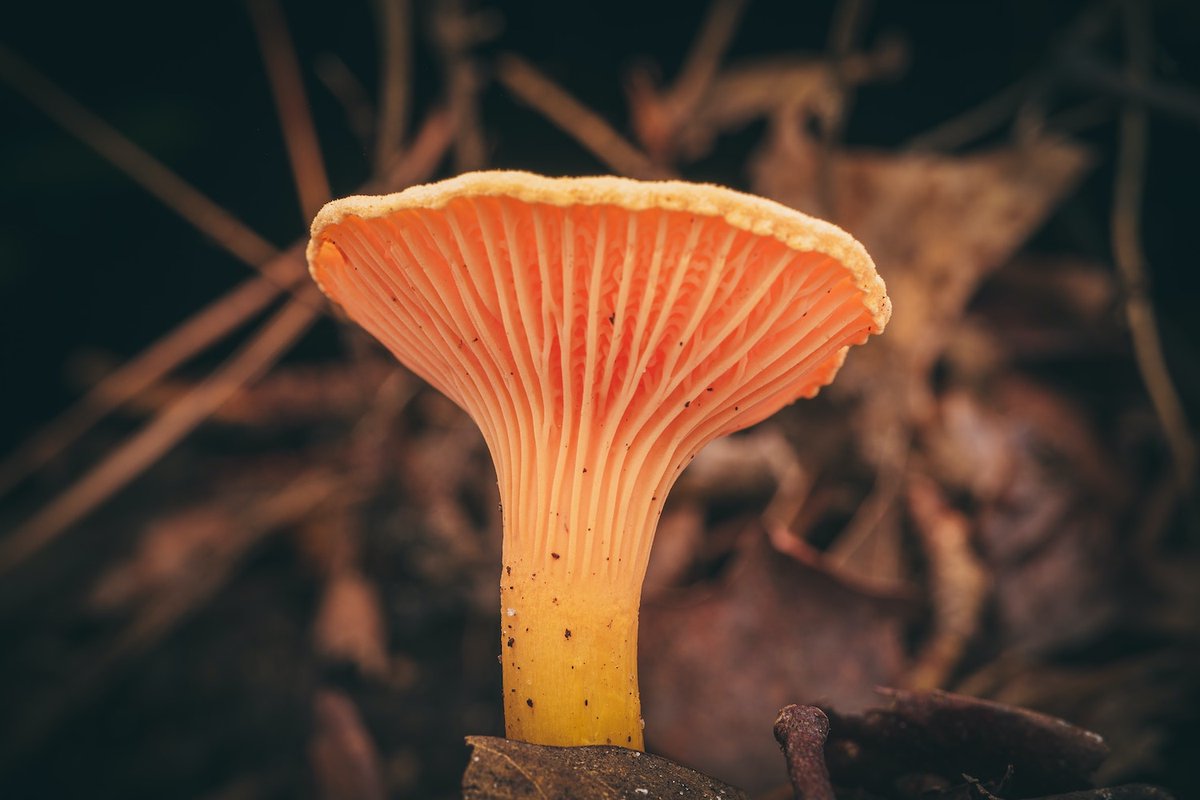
[968,255,1121,361]
[822,689,1109,799]
[746,126,1093,600]
[922,388,1018,504]
[1032,789,1175,799]
[956,653,1197,787]
[917,373,1132,657]
[753,129,1091,341]
[639,525,911,792]
[462,736,748,800]
[312,569,390,679]
[673,428,798,510]
[929,378,1127,655]
[309,690,386,800]
[641,504,705,601]
[630,42,908,164]
[70,357,394,428]
[88,507,237,612]
[752,123,1091,424]
[398,397,497,576]
[773,697,1175,800]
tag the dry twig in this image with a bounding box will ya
[672,0,749,118]
[249,0,332,220]
[0,101,454,560]
[496,54,674,180]
[316,53,377,150]
[904,476,990,691]
[817,0,870,216]
[374,0,412,169]
[0,246,305,497]
[0,471,343,772]
[907,80,1032,152]
[907,2,1116,152]
[431,0,495,171]
[377,106,456,190]
[825,428,910,582]
[0,44,324,495]
[626,0,749,163]
[0,44,280,268]
[0,288,324,573]
[666,41,907,163]
[1111,1,1196,494]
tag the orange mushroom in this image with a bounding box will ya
[307,171,889,750]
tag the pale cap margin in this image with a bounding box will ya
[307,170,891,335]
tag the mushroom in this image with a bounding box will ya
[307,171,889,750]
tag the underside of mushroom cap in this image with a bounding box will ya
[308,171,888,579]
[309,170,888,430]
[310,171,889,335]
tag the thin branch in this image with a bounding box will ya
[0,44,279,269]
[625,0,749,164]
[906,80,1030,152]
[1111,0,1196,493]
[431,0,494,171]
[0,470,342,771]
[1060,51,1200,130]
[374,0,412,169]
[1044,95,1115,135]
[0,244,306,498]
[661,44,905,162]
[496,54,673,180]
[816,0,870,216]
[248,0,332,221]
[0,287,323,574]
[315,54,376,151]
[377,106,456,190]
[0,103,449,501]
[827,430,910,569]
[672,0,750,116]
[908,2,1119,152]
[903,476,989,691]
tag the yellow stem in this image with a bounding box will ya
[499,561,643,749]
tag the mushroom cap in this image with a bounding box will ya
[309,171,888,447]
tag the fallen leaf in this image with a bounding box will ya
[1033,788,1175,800]
[752,122,1091,432]
[88,507,237,612]
[640,525,911,792]
[310,690,386,800]
[971,378,1126,655]
[71,357,395,427]
[969,255,1121,361]
[312,569,390,679]
[641,504,705,601]
[754,130,1089,351]
[955,652,1196,788]
[822,688,1109,798]
[462,736,748,800]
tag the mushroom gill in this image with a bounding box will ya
[308,171,889,750]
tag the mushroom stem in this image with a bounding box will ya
[500,567,643,748]
[495,443,662,749]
